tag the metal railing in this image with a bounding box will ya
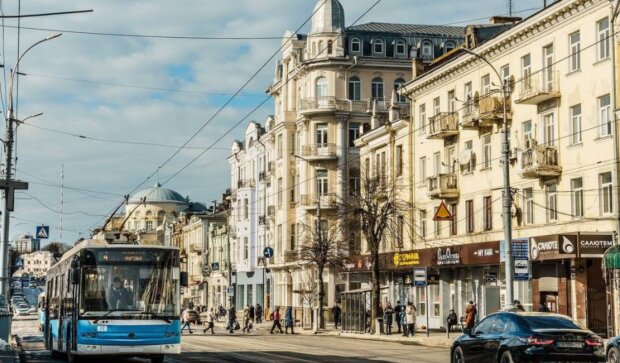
[298,97,408,114]
[428,112,459,137]
[302,143,337,158]
[516,71,560,103]
[520,144,560,176]
[300,193,337,207]
[478,95,511,118]
[427,173,458,197]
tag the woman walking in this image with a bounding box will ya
[285,306,295,334]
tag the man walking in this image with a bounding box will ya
[285,306,294,334]
[331,304,341,330]
[203,308,216,334]
[242,306,252,333]
[405,302,416,337]
[249,304,255,323]
[270,306,283,334]
[227,304,237,334]
[394,301,403,334]
[383,303,394,335]
[181,308,193,334]
[255,303,263,324]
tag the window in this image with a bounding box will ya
[327,40,333,55]
[290,176,296,203]
[463,141,474,173]
[316,123,328,146]
[277,178,283,205]
[523,188,534,225]
[599,94,611,137]
[371,78,384,99]
[483,196,492,231]
[318,41,323,56]
[445,41,455,53]
[481,74,491,95]
[365,158,370,179]
[419,104,427,134]
[466,200,474,233]
[146,220,153,230]
[316,77,328,101]
[244,237,249,260]
[522,121,532,146]
[419,157,427,186]
[312,42,316,57]
[482,134,492,169]
[394,78,406,103]
[521,54,532,90]
[349,123,360,147]
[547,182,558,222]
[543,44,554,92]
[351,37,361,53]
[397,216,404,248]
[395,39,406,56]
[434,207,442,237]
[381,152,387,183]
[244,198,249,219]
[597,17,610,61]
[543,113,555,146]
[433,152,441,177]
[348,76,361,101]
[570,104,582,145]
[600,172,613,215]
[372,38,384,55]
[421,41,433,58]
[419,210,427,238]
[396,145,403,176]
[450,204,457,235]
[277,134,283,159]
[464,82,473,102]
[349,177,360,196]
[277,224,283,254]
[317,170,328,196]
[571,178,583,219]
[501,64,510,92]
[290,224,296,251]
[448,90,456,112]
[433,97,440,116]
[569,31,580,72]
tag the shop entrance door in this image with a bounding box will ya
[482,286,500,317]
[541,292,558,313]
[587,259,607,337]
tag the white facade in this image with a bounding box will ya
[22,250,55,277]
[14,235,41,254]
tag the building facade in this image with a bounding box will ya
[205,209,231,311]
[14,234,41,254]
[22,250,55,277]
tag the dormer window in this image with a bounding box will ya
[372,38,384,55]
[351,37,361,53]
[445,41,455,53]
[395,39,406,57]
[421,41,433,58]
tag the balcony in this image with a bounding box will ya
[237,179,255,189]
[267,205,276,218]
[258,215,267,225]
[519,144,561,178]
[267,161,275,176]
[428,112,459,139]
[461,102,479,128]
[284,251,299,263]
[190,243,203,253]
[299,193,337,209]
[258,171,267,183]
[299,97,352,115]
[478,96,511,125]
[301,143,338,161]
[515,71,560,105]
[427,173,459,199]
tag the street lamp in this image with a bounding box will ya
[460,48,515,307]
[0,33,62,305]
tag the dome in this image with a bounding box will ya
[310,0,345,34]
[129,183,188,204]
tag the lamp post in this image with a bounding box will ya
[0,33,62,306]
[461,48,514,307]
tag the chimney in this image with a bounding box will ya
[489,16,522,24]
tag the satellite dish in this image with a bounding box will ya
[458,149,472,165]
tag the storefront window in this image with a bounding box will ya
[417,287,426,316]
[430,284,441,317]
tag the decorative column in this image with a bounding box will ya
[335,113,348,199]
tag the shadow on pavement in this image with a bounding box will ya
[176,351,398,363]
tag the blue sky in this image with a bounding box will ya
[0,0,543,245]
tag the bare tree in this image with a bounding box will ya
[297,218,345,330]
[340,173,411,333]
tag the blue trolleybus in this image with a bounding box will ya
[44,239,185,363]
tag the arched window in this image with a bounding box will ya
[371,77,384,100]
[372,38,384,55]
[394,78,406,103]
[348,76,361,101]
[327,40,333,55]
[421,41,433,58]
[318,41,324,56]
[316,77,328,105]
[146,210,153,217]
[395,39,406,56]
[312,42,317,57]
[445,41,455,53]
[351,37,361,53]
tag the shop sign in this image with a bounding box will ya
[514,259,529,281]
[466,241,500,265]
[578,234,614,258]
[437,247,461,266]
[413,267,427,287]
[393,251,421,267]
[484,272,497,284]
[530,235,577,261]
[559,235,577,255]
[512,239,529,259]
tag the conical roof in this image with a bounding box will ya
[310,0,345,34]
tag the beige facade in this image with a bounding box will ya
[22,250,55,278]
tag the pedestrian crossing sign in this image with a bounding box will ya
[432,201,453,221]
[36,225,50,239]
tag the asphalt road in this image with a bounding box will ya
[13,317,450,363]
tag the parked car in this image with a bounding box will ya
[451,311,605,362]
[14,303,29,316]
[607,336,620,363]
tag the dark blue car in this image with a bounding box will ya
[607,335,620,363]
[451,311,605,362]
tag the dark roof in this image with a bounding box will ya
[346,22,464,38]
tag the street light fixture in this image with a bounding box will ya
[460,48,515,307]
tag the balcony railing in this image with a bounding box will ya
[515,71,560,105]
[237,179,255,189]
[258,216,267,225]
[258,171,267,182]
[298,97,408,115]
[301,143,338,160]
[428,112,459,139]
[478,95,511,123]
[427,173,459,199]
[300,193,337,209]
[461,102,478,128]
[284,251,299,263]
[267,161,275,176]
[519,144,561,178]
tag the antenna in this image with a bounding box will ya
[60,164,64,242]
[508,0,513,16]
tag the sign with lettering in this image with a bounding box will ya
[578,234,613,258]
[437,247,461,266]
[530,235,578,261]
[514,259,529,281]
[413,267,427,287]
[393,252,421,267]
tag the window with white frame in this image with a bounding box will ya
[349,123,360,147]
[348,76,361,101]
[522,121,532,146]
[482,134,492,169]
[434,207,442,237]
[419,104,427,134]
[481,74,491,95]
[547,182,558,222]
[372,38,384,55]
[433,152,441,177]
[523,188,534,225]
[433,97,440,116]
[277,133,283,159]
[419,210,427,238]
[371,77,384,99]
[278,177,283,205]
[543,113,555,146]
[464,82,473,103]
[448,90,456,112]
[600,171,613,215]
[290,224,296,251]
[597,17,610,61]
[599,94,611,137]
[349,176,360,196]
[543,44,554,92]
[395,39,406,56]
[463,140,474,173]
[466,200,474,233]
[317,170,328,196]
[569,31,580,72]
[419,156,427,185]
[421,41,433,58]
[351,37,361,53]
[244,237,249,260]
[146,220,153,230]
[483,196,492,231]
[501,64,510,92]
[570,104,582,145]
[244,198,249,219]
[316,123,328,146]
[571,178,583,219]
[521,54,532,90]
[445,41,455,53]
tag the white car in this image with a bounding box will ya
[14,304,29,316]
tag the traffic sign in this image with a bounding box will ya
[413,267,427,287]
[514,259,529,281]
[226,286,234,297]
[36,226,49,239]
[263,247,274,258]
[432,201,453,221]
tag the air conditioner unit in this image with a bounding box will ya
[458,149,473,166]
[524,138,537,149]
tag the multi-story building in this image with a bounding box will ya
[399,0,616,336]
[205,208,231,310]
[180,214,210,307]
[22,250,55,278]
[262,0,463,314]
[14,234,41,254]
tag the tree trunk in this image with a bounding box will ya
[318,265,325,330]
[371,247,381,334]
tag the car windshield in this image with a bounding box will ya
[524,315,584,330]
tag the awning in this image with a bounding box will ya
[603,245,620,270]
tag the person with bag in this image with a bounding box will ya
[255,303,263,324]
[465,301,477,329]
[383,303,394,335]
[203,308,216,334]
[394,301,403,334]
[270,306,283,334]
[284,306,294,334]
[405,302,416,337]
[227,304,237,334]
[242,305,252,333]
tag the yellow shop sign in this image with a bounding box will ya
[393,252,420,267]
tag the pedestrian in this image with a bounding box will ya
[242,305,252,333]
[383,303,394,335]
[181,308,193,334]
[446,309,458,332]
[331,304,341,330]
[227,304,237,334]
[249,304,255,323]
[400,307,407,336]
[203,308,216,334]
[394,301,403,334]
[255,303,263,324]
[538,301,550,312]
[513,299,525,312]
[285,306,295,334]
[270,306,284,334]
[405,302,416,337]
[465,301,477,330]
